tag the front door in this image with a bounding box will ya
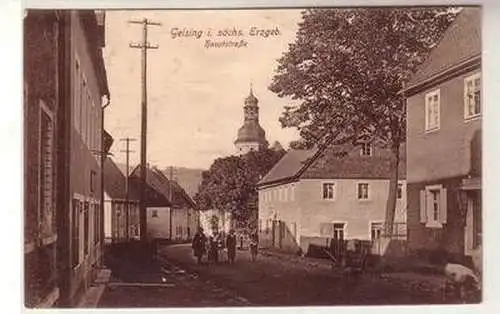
[464,191,481,256]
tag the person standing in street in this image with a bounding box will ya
[208,232,219,264]
[192,227,207,264]
[226,229,237,264]
[250,232,258,262]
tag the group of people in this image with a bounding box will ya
[191,227,259,265]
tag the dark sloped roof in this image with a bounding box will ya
[130,165,195,208]
[103,157,139,200]
[103,157,126,199]
[302,147,406,180]
[235,122,268,144]
[407,8,481,89]
[258,143,406,186]
[258,149,317,186]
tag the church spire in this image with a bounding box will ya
[235,85,268,154]
[244,82,258,107]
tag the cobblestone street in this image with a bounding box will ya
[157,244,451,306]
[97,243,457,307]
[98,245,250,307]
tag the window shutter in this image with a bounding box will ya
[420,190,427,223]
[435,93,440,128]
[439,188,447,224]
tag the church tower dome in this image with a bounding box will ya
[234,84,269,154]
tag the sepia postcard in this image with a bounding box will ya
[16,0,498,313]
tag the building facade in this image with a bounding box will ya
[402,8,481,265]
[257,144,407,256]
[234,86,269,154]
[24,10,109,307]
[129,166,199,242]
[103,156,140,243]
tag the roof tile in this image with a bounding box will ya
[407,8,481,88]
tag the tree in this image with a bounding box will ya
[194,148,285,230]
[269,8,459,236]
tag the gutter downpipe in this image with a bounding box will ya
[100,94,110,266]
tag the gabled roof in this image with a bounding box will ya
[258,149,317,186]
[258,144,406,187]
[405,8,481,93]
[130,165,196,208]
[302,146,406,180]
[103,157,138,200]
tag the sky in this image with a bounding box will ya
[103,9,303,170]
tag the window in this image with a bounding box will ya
[90,107,94,149]
[425,89,440,131]
[94,203,100,244]
[430,190,439,221]
[333,223,345,240]
[81,79,86,142]
[71,198,81,267]
[87,92,92,146]
[74,59,81,131]
[371,222,383,240]
[420,185,447,228]
[397,183,403,199]
[84,201,89,256]
[464,73,481,119]
[360,143,373,156]
[323,183,335,200]
[291,184,295,201]
[90,170,96,193]
[151,209,158,218]
[357,183,369,200]
[39,104,55,237]
[321,222,346,239]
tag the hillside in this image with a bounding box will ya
[114,162,204,198]
[160,167,204,198]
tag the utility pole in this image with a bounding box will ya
[169,166,174,241]
[128,18,161,244]
[120,137,136,240]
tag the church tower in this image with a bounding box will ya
[234,85,269,154]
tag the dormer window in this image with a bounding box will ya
[360,143,373,156]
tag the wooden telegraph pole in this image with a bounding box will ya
[128,18,161,243]
[120,137,136,240]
